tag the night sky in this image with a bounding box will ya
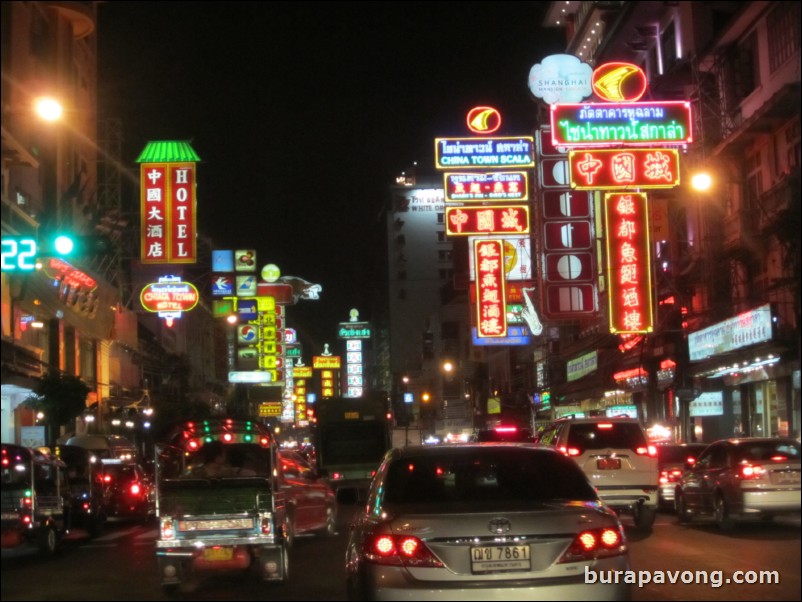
[97,2,564,348]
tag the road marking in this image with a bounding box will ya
[93,527,140,541]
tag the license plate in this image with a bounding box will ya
[203,547,233,561]
[597,458,621,470]
[771,470,801,485]
[470,545,530,573]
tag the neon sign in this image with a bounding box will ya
[435,137,534,169]
[474,239,507,338]
[568,148,680,189]
[551,101,692,147]
[604,193,654,334]
[140,280,199,313]
[140,162,197,263]
[444,172,529,202]
[592,62,648,102]
[466,106,502,134]
[445,205,530,236]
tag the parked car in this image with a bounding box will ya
[98,459,154,521]
[55,444,107,537]
[537,417,659,531]
[345,444,630,601]
[277,450,336,545]
[675,437,801,529]
[656,443,708,509]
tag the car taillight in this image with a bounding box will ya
[103,474,112,484]
[332,472,343,480]
[558,526,626,563]
[636,445,658,457]
[659,469,683,484]
[160,518,175,540]
[129,483,141,496]
[558,446,581,456]
[364,533,443,567]
[740,464,767,479]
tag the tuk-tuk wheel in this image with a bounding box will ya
[38,526,57,556]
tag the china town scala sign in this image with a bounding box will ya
[140,280,199,313]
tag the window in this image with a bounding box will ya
[436,231,446,243]
[438,250,452,262]
[767,2,801,74]
[722,31,759,110]
[436,212,445,224]
[660,21,677,72]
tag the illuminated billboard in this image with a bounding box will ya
[550,101,692,147]
[568,148,680,189]
[445,205,530,236]
[140,162,197,263]
[604,192,654,334]
[444,171,529,202]
[435,137,534,169]
[140,280,199,313]
[474,239,507,338]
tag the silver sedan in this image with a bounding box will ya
[346,444,630,601]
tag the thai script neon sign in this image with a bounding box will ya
[551,101,692,147]
[445,205,530,236]
[592,62,648,102]
[604,193,654,334]
[475,239,507,338]
[444,172,529,202]
[568,148,680,189]
[435,137,534,169]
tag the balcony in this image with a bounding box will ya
[757,170,800,234]
[721,208,757,255]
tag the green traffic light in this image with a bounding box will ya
[53,235,75,255]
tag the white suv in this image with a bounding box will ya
[538,417,659,530]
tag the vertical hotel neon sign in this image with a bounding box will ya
[137,141,200,264]
[474,239,507,337]
[604,193,654,334]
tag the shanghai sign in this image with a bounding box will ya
[568,148,680,189]
[445,205,530,236]
[551,101,692,147]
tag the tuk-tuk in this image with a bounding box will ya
[1,444,70,556]
[55,444,107,537]
[154,419,288,591]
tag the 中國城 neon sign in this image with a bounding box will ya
[551,101,692,147]
[445,205,530,236]
[568,148,680,189]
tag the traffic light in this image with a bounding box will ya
[44,233,111,258]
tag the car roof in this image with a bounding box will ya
[552,416,641,424]
[389,443,557,460]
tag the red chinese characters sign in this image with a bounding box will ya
[604,193,654,334]
[474,239,507,338]
[568,148,680,189]
[445,205,529,236]
[140,162,197,263]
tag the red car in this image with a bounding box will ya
[277,450,336,545]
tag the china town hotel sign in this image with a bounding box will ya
[136,141,200,264]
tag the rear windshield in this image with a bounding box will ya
[320,423,387,465]
[382,448,597,508]
[566,422,647,452]
[734,441,801,462]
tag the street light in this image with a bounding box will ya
[33,96,63,122]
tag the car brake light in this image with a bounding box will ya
[770,455,788,462]
[636,446,658,457]
[495,426,517,433]
[686,456,697,465]
[597,423,613,429]
[365,533,443,567]
[740,464,766,479]
[558,446,581,456]
[130,483,141,496]
[103,474,112,484]
[332,472,343,480]
[160,518,175,540]
[558,526,626,563]
[659,469,683,484]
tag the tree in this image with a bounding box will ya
[25,372,90,445]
